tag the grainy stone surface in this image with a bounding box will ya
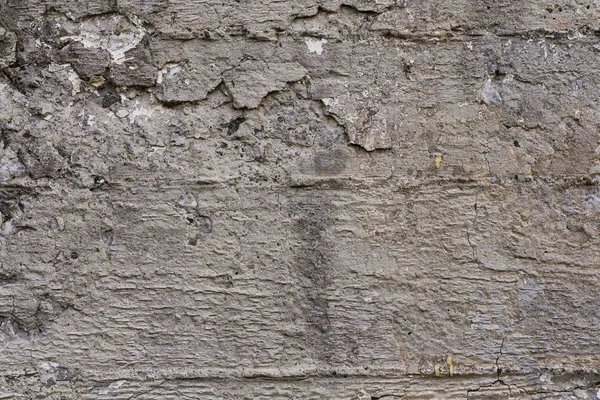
[1,0,600,398]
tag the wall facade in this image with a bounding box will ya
[1,1,600,398]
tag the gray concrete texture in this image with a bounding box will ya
[0,0,600,398]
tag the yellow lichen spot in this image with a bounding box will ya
[447,356,454,377]
[434,363,441,377]
[435,155,442,169]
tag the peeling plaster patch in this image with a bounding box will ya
[321,95,393,151]
[67,69,82,95]
[86,76,105,90]
[98,380,127,395]
[157,63,182,84]
[61,17,145,65]
[48,63,69,73]
[305,38,327,55]
[482,79,502,105]
[115,109,129,118]
[126,100,166,124]
[129,103,151,124]
[223,61,308,109]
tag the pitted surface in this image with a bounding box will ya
[0,0,600,398]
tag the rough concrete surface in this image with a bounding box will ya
[0,0,600,398]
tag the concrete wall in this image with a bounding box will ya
[1,0,599,398]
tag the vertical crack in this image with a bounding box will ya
[495,337,505,379]
[466,338,512,398]
[495,338,513,396]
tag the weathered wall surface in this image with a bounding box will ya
[1,0,600,398]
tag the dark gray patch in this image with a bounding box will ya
[313,149,347,176]
[59,42,109,79]
[102,91,120,108]
[227,117,246,135]
[56,367,73,382]
[288,194,336,360]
